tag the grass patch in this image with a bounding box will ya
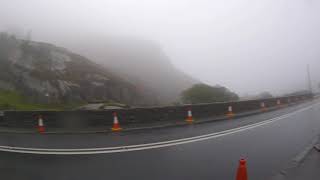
[0,90,85,110]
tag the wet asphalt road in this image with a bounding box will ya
[0,100,320,180]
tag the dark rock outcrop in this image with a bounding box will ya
[0,33,158,106]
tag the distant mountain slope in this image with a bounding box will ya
[62,36,198,104]
[0,33,158,106]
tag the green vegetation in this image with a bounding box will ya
[0,90,85,110]
[102,100,129,109]
[181,83,239,104]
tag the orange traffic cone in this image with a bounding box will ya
[226,106,235,118]
[186,108,193,123]
[277,99,282,108]
[260,102,267,112]
[111,112,122,131]
[236,159,248,180]
[37,115,45,133]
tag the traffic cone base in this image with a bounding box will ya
[226,112,235,118]
[186,116,193,123]
[111,121,122,131]
[111,126,122,131]
[38,126,45,133]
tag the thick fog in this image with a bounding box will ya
[1,0,320,96]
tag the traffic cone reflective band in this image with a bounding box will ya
[227,106,235,118]
[236,159,248,180]
[37,115,45,133]
[186,108,194,123]
[111,112,122,131]
[260,102,267,112]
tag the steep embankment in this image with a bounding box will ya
[0,33,158,106]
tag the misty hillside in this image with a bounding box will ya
[62,36,198,104]
[0,33,159,106]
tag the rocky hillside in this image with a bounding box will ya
[0,33,158,106]
[62,36,198,104]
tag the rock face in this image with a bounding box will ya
[62,36,198,104]
[0,33,158,106]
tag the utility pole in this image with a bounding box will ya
[307,64,312,93]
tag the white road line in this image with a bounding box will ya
[0,103,318,155]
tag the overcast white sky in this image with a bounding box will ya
[1,0,320,96]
